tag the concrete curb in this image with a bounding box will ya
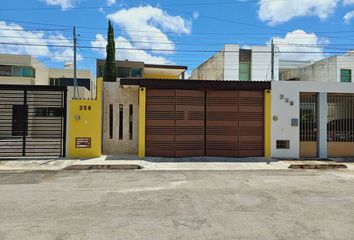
[63,164,143,170]
[289,164,348,170]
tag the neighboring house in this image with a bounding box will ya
[278,60,312,81]
[281,51,354,83]
[98,60,187,156]
[96,60,187,79]
[0,54,96,98]
[190,44,279,81]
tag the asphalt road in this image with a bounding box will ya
[0,170,354,240]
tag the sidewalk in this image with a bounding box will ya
[0,156,353,171]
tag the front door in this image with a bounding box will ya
[12,105,28,136]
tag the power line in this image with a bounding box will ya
[0,41,352,54]
[3,34,354,50]
[2,18,354,36]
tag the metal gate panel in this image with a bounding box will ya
[175,90,205,157]
[206,91,239,157]
[0,90,25,157]
[146,89,175,157]
[238,91,264,157]
[0,86,66,158]
[327,94,354,157]
[26,90,65,157]
[299,93,317,158]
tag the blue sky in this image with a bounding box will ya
[1,0,354,75]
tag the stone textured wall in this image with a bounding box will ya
[190,50,225,80]
[102,82,139,155]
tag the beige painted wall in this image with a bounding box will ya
[0,54,95,98]
[68,86,91,99]
[0,77,34,85]
[49,68,91,79]
[0,54,32,65]
[32,58,49,85]
[49,68,95,99]
[102,82,139,155]
[0,54,38,85]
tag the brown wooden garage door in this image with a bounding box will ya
[146,89,175,157]
[175,90,205,157]
[146,89,264,158]
[206,91,238,157]
[238,91,264,157]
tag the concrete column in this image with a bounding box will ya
[223,44,239,80]
[317,92,328,159]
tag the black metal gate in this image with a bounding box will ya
[0,85,67,158]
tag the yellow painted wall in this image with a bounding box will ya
[144,74,179,79]
[264,89,271,159]
[68,78,102,158]
[138,87,146,158]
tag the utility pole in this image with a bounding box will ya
[271,39,275,81]
[73,26,79,99]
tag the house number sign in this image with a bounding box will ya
[79,105,92,111]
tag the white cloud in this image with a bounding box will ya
[107,0,116,6]
[0,21,81,62]
[343,0,354,5]
[344,10,354,22]
[271,30,328,61]
[258,0,339,25]
[107,5,191,53]
[90,34,173,64]
[40,0,77,10]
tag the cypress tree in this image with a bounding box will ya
[103,20,117,82]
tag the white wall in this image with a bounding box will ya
[224,44,239,80]
[271,81,354,158]
[251,46,279,81]
[297,54,354,83]
[337,54,354,83]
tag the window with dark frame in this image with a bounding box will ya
[340,69,352,83]
[119,104,123,140]
[35,107,48,117]
[129,104,133,140]
[117,67,130,78]
[276,140,290,149]
[49,78,60,86]
[109,104,113,139]
[48,107,62,117]
[0,65,12,76]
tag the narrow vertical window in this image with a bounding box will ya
[119,104,123,140]
[129,104,133,140]
[109,104,113,139]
